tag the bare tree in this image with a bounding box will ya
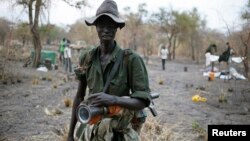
[123,3,148,51]
[240,30,249,78]
[239,0,250,79]
[1,0,87,67]
[151,8,177,60]
[0,18,11,45]
[14,22,31,46]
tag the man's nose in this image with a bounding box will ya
[103,26,109,32]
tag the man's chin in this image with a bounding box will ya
[101,38,113,42]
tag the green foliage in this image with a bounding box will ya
[39,24,66,44]
[13,22,31,45]
[121,3,149,51]
[192,120,206,134]
[150,7,205,60]
[241,0,250,20]
[67,20,98,45]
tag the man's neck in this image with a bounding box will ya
[100,40,115,55]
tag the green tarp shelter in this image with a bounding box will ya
[31,50,57,64]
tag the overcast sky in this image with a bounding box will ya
[0,0,247,33]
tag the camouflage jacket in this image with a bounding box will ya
[76,42,150,105]
[75,42,150,141]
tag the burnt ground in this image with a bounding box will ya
[0,57,250,141]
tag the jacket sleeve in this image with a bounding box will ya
[128,53,151,107]
[75,50,88,82]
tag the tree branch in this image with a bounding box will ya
[28,0,35,28]
[34,0,42,28]
[61,0,88,9]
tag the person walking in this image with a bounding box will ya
[160,45,169,70]
[64,39,72,73]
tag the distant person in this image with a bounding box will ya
[205,44,217,71]
[159,45,169,70]
[64,39,72,73]
[58,38,66,65]
[219,42,234,65]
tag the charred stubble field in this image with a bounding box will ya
[0,58,250,141]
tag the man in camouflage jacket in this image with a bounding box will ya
[67,0,150,141]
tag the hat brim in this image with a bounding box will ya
[85,13,125,29]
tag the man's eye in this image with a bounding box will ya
[107,26,114,29]
[98,25,104,28]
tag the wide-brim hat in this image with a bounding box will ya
[85,0,125,29]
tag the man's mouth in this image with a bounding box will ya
[102,34,111,37]
[102,35,112,39]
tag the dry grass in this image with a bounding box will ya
[46,72,53,81]
[218,89,228,103]
[57,114,204,141]
[0,46,29,61]
[192,121,207,140]
[158,80,164,85]
[63,98,73,107]
[58,115,175,141]
[62,75,68,83]
[57,124,69,141]
[140,115,173,141]
[142,116,208,141]
[2,73,9,84]
[16,72,22,83]
[31,75,39,85]
[53,83,58,89]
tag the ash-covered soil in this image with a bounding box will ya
[1,57,250,141]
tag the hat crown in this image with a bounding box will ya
[85,0,125,29]
[96,0,119,17]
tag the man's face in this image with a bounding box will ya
[95,16,118,42]
[211,47,215,54]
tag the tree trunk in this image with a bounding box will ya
[28,0,42,68]
[243,39,249,79]
[191,36,195,61]
[22,36,26,46]
[173,36,177,60]
[240,32,250,79]
[133,32,137,51]
[32,30,42,67]
[243,59,249,79]
[167,35,173,60]
[191,45,195,61]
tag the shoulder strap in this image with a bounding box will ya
[103,49,124,93]
[124,49,133,89]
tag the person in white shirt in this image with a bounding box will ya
[205,44,217,71]
[64,39,72,73]
[160,45,169,70]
